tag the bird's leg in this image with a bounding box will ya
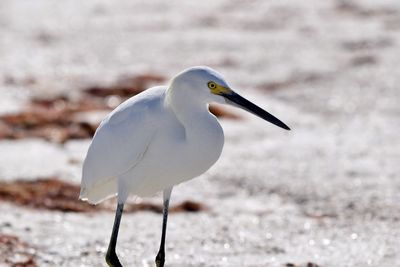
[106,202,124,267]
[155,187,173,267]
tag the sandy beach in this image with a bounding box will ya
[0,0,399,266]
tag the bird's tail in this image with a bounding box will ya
[79,178,117,205]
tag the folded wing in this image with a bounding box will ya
[80,87,164,204]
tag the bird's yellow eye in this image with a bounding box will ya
[208,81,217,89]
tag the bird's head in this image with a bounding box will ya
[170,66,290,130]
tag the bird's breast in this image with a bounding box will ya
[179,113,224,179]
[154,112,224,180]
[126,110,224,195]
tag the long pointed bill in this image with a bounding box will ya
[222,91,291,130]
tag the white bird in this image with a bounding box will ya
[80,66,290,267]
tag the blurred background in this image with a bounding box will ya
[0,0,399,266]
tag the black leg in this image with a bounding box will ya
[155,187,173,267]
[106,202,124,267]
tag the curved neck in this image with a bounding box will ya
[165,86,214,137]
[165,85,224,169]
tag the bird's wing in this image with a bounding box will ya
[80,87,165,203]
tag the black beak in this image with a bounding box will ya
[223,91,290,130]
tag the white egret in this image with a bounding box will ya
[80,66,290,267]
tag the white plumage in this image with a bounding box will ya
[79,66,289,267]
[80,67,227,204]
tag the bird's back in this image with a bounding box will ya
[80,86,167,204]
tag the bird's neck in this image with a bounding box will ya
[165,86,224,169]
[165,87,214,137]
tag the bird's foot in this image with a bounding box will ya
[106,250,123,267]
[155,251,165,267]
